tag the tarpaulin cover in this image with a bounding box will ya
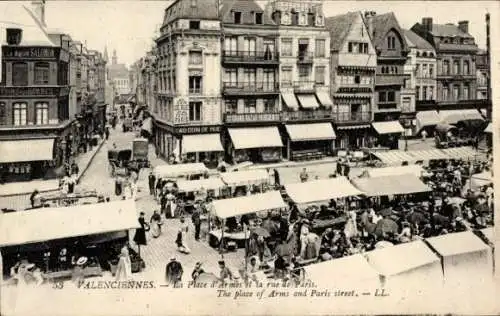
[211,191,286,219]
[351,174,431,196]
[154,163,208,178]
[285,177,363,204]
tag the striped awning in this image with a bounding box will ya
[336,124,371,130]
[372,150,417,165]
[441,147,480,160]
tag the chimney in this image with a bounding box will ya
[364,11,376,36]
[31,0,46,27]
[458,20,469,34]
[422,17,433,33]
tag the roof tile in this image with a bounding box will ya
[325,12,359,51]
[404,29,434,50]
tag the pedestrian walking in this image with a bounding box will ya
[148,171,156,195]
[191,262,205,281]
[105,126,110,140]
[176,218,190,254]
[336,160,343,176]
[166,258,183,285]
[115,246,132,281]
[30,189,39,208]
[218,260,233,283]
[191,206,202,241]
[71,162,80,176]
[344,163,350,178]
[421,129,428,141]
[273,169,280,187]
[133,212,148,247]
[299,168,309,183]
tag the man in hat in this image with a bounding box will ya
[166,257,183,285]
[134,212,148,247]
[299,168,309,183]
[191,262,205,281]
[218,260,233,283]
[148,171,156,196]
[191,205,202,241]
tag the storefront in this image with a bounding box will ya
[226,127,283,164]
[181,134,223,168]
[371,121,405,150]
[334,124,372,150]
[0,200,140,283]
[284,123,336,161]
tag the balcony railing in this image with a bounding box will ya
[224,112,281,123]
[222,50,279,63]
[334,112,372,123]
[282,109,333,121]
[222,82,279,94]
[297,52,314,64]
[293,81,316,93]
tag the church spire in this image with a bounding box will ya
[112,49,117,65]
[103,45,109,63]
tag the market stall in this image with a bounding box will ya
[176,177,225,200]
[304,254,381,290]
[351,174,431,197]
[371,150,417,166]
[364,240,442,294]
[220,169,269,196]
[154,163,209,180]
[0,200,140,283]
[365,165,424,178]
[208,191,287,249]
[425,231,493,291]
[441,147,481,161]
[285,177,362,205]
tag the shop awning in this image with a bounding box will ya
[228,127,283,149]
[439,109,484,125]
[284,177,363,204]
[426,231,490,258]
[0,179,60,197]
[351,174,431,196]
[182,133,223,153]
[365,240,440,276]
[285,123,336,142]
[484,122,492,133]
[305,254,381,285]
[441,147,479,160]
[297,94,320,109]
[336,124,371,130]
[315,91,334,108]
[211,191,286,219]
[154,163,208,179]
[333,93,373,99]
[220,169,269,187]
[0,138,55,163]
[408,149,451,161]
[141,117,153,134]
[372,150,417,165]
[372,121,404,134]
[366,165,424,178]
[0,200,139,247]
[281,93,299,110]
[176,177,225,193]
[415,110,441,132]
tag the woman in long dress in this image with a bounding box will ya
[115,246,132,280]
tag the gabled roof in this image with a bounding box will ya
[162,0,219,26]
[430,23,473,38]
[370,12,408,51]
[325,11,360,51]
[220,0,275,25]
[0,4,55,47]
[404,29,434,50]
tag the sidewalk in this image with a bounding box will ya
[0,139,106,199]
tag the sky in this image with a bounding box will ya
[0,1,498,67]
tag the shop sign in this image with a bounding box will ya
[3,47,57,59]
[0,86,59,97]
[174,98,189,124]
[177,125,221,135]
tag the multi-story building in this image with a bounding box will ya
[325,11,376,149]
[476,49,488,100]
[87,50,107,134]
[365,12,409,149]
[269,0,335,161]
[219,0,282,163]
[108,49,130,96]
[411,18,482,113]
[154,0,223,165]
[0,4,73,183]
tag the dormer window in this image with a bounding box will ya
[255,12,263,24]
[6,28,22,45]
[234,11,242,24]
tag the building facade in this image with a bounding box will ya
[154,0,222,165]
[0,5,73,183]
[108,50,130,96]
[270,0,335,161]
[326,11,376,149]
[476,49,488,100]
[219,0,281,163]
[366,12,410,149]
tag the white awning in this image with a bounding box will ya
[0,138,55,163]
[372,121,404,134]
[365,240,440,276]
[416,110,441,132]
[176,177,225,193]
[351,174,431,196]
[408,149,451,161]
[441,147,480,160]
[285,123,336,141]
[284,177,363,204]
[154,163,208,179]
[367,165,423,178]
[228,127,283,149]
[297,94,320,109]
[484,122,492,133]
[220,169,269,187]
[426,231,490,257]
[439,109,484,125]
[0,179,60,196]
[182,133,223,153]
[372,150,417,165]
[315,91,334,108]
[140,117,153,134]
[0,200,139,247]
[211,191,286,219]
[281,93,299,110]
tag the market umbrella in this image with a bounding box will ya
[374,218,399,237]
[251,227,271,238]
